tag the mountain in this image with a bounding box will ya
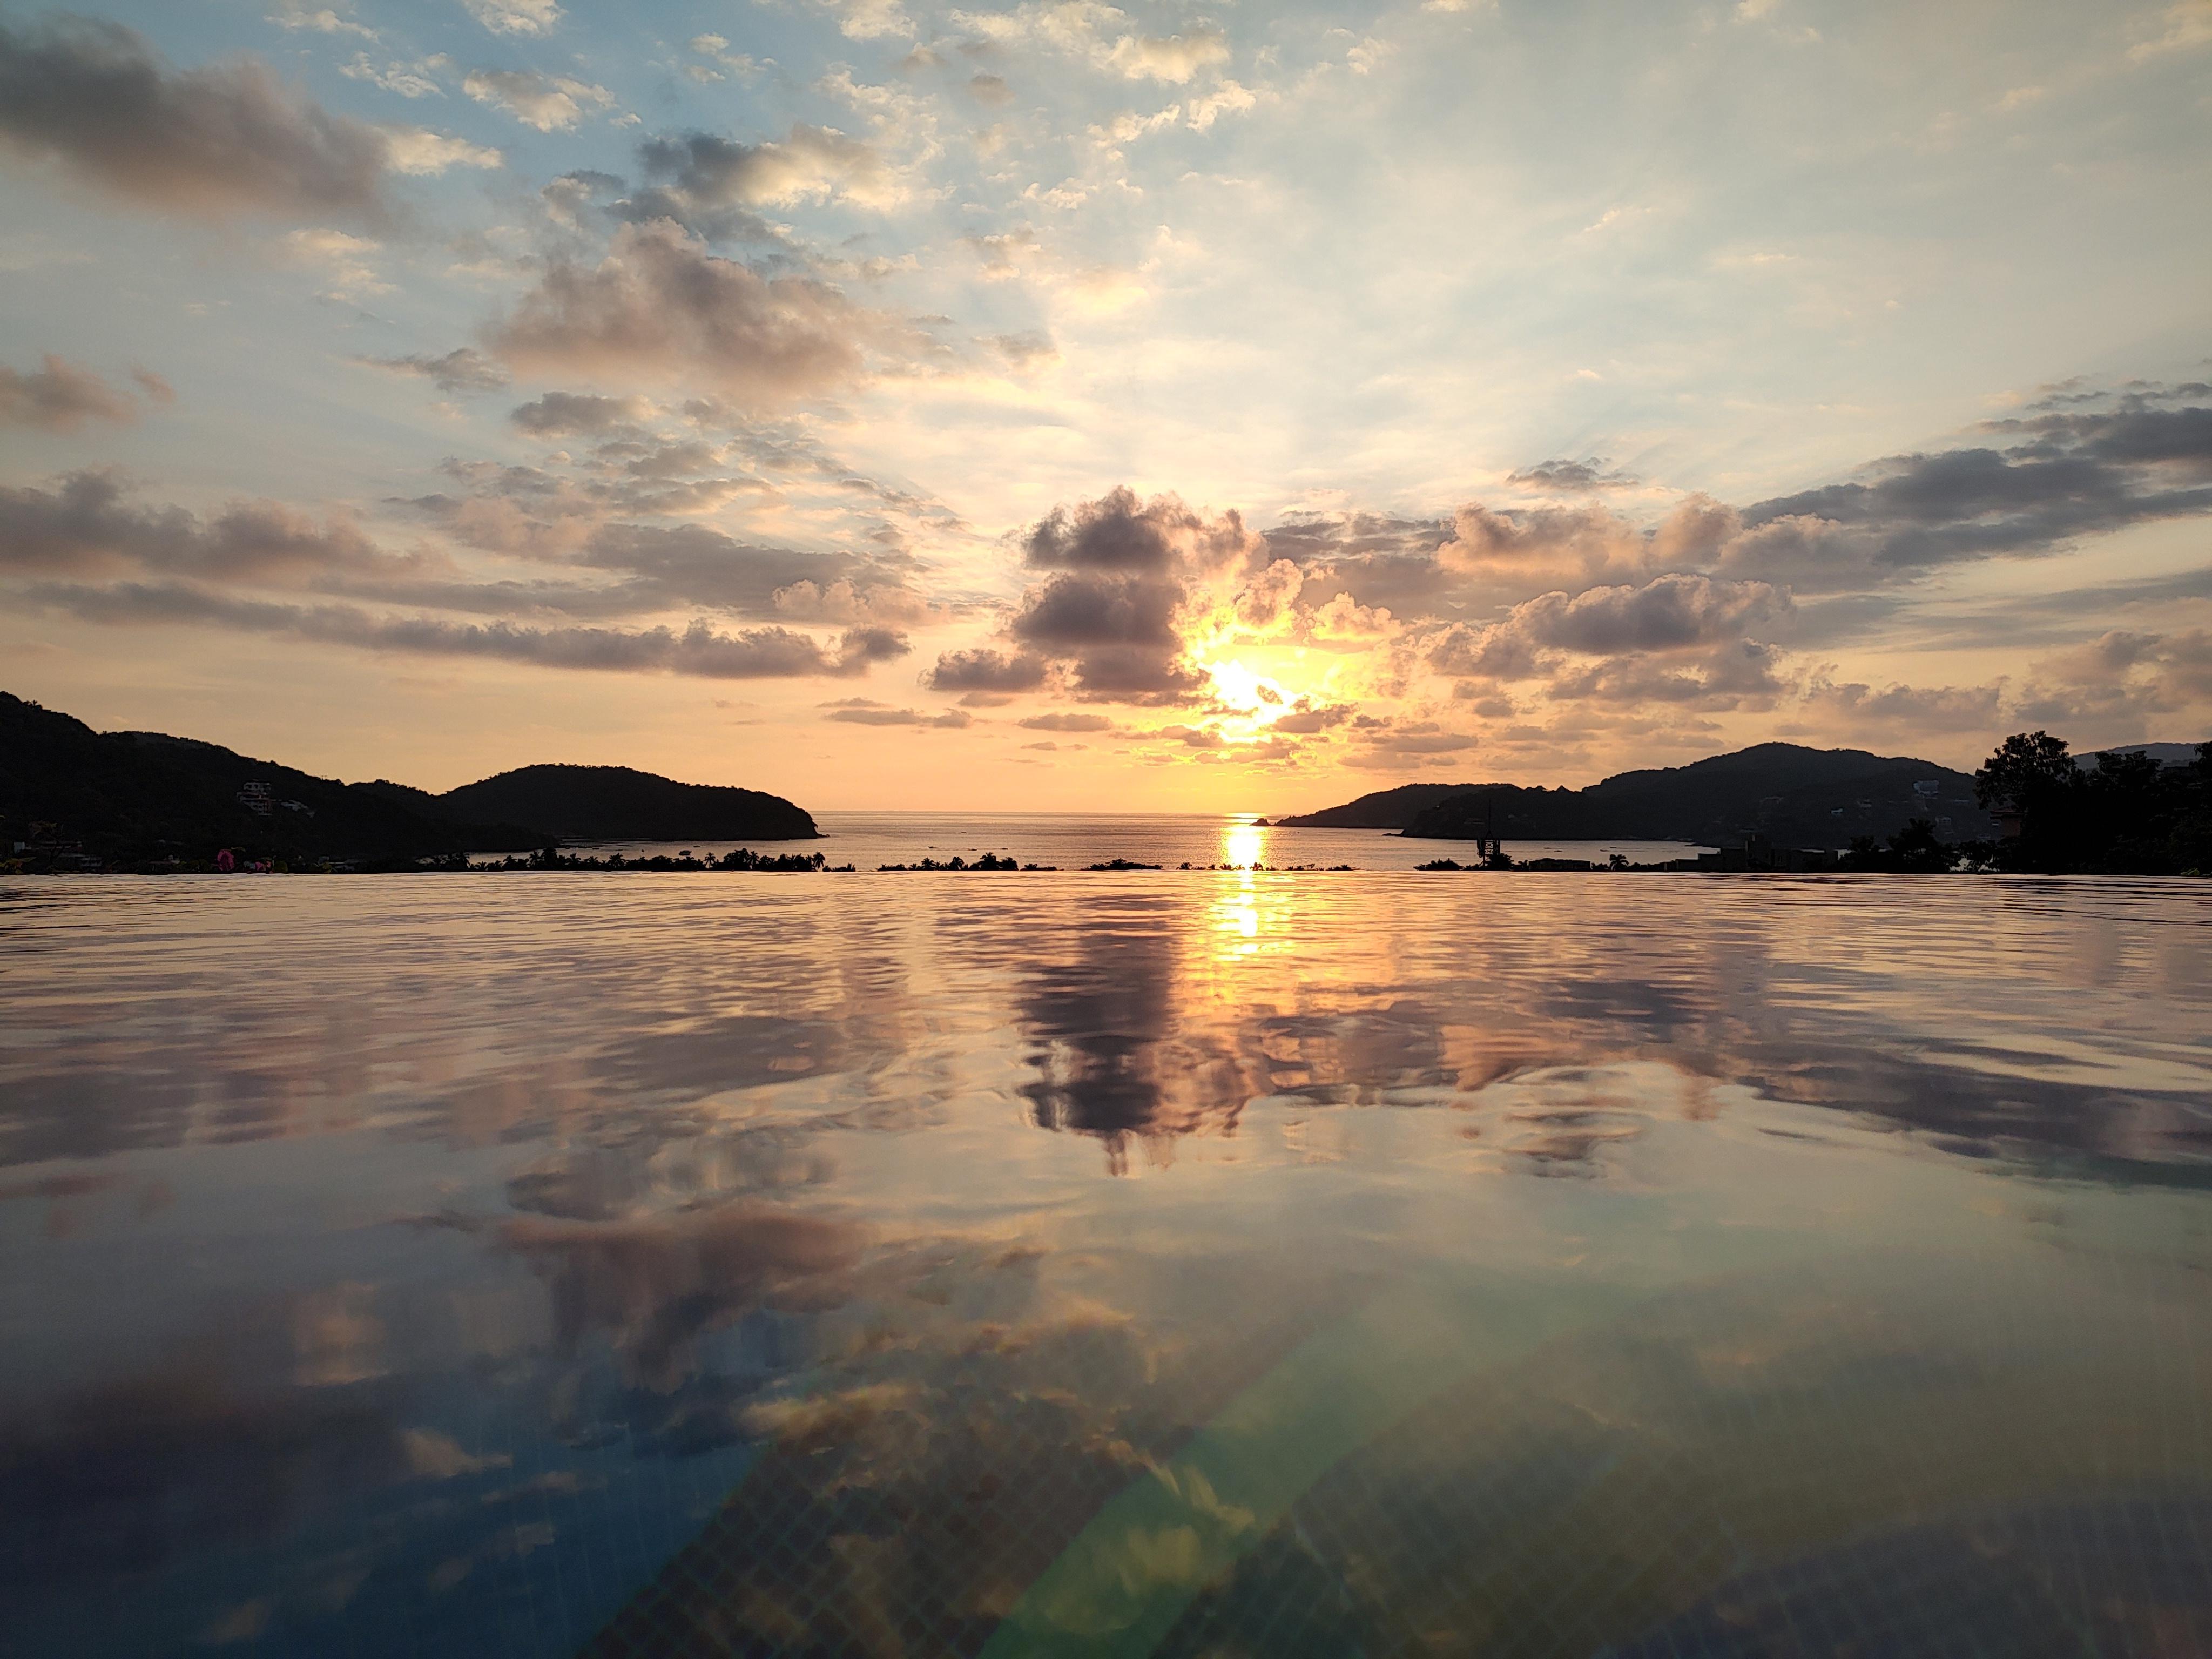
[1,693,818,866]
[2090,743,2206,769]
[1268,782,1495,830]
[0,693,541,866]
[1278,743,1993,848]
[437,765,818,842]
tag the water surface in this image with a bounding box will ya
[2,864,2209,1656]
[551,810,1713,871]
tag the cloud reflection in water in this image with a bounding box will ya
[0,874,2208,1654]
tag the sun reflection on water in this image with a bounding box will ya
[1222,819,1266,869]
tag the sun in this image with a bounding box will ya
[1202,659,1290,737]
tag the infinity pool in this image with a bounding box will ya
[2,871,2208,1656]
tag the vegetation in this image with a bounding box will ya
[877,854,1047,871]
[469,847,846,872]
[1971,734,2211,875]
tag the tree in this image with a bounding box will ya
[1886,817,1954,873]
[1974,731,2075,811]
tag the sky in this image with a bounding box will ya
[1,0,2207,811]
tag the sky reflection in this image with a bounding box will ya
[1,873,2209,1655]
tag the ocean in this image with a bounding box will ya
[547,810,1717,871]
[3,848,2209,1655]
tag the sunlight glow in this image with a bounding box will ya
[1222,820,1267,868]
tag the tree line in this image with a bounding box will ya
[1842,735,2210,875]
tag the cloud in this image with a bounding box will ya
[268,1,377,39]
[508,390,650,435]
[571,522,922,622]
[1268,698,1354,734]
[0,16,395,226]
[951,5,1232,87]
[0,470,427,584]
[633,125,898,217]
[925,646,1049,693]
[1725,395,2212,590]
[1017,711,1113,731]
[1107,29,1229,83]
[990,330,1058,370]
[0,354,145,431]
[463,70,612,132]
[821,700,971,726]
[461,0,563,37]
[380,127,501,174]
[1024,483,1257,574]
[1358,720,1480,754]
[279,226,388,299]
[1431,573,1791,685]
[1803,677,2005,733]
[1507,457,1637,492]
[487,221,895,405]
[359,347,510,394]
[340,52,450,98]
[808,0,913,41]
[772,576,927,626]
[2129,0,2212,60]
[1504,572,1791,655]
[27,581,909,679]
[934,489,1265,707]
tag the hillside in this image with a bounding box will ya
[1,694,819,867]
[1266,781,1495,830]
[438,765,817,842]
[0,693,540,865]
[1278,743,1993,848]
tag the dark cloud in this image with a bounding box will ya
[0,354,144,430]
[924,646,1048,693]
[1009,571,1206,702]
[1507,457,1637,492]
[487,221,899,406]
[973,487,1264,705]
[23,581,911,679]
[357,347,510,395]
[1268,698,1354,734]
[1016,711,1112,731]
[627,125,891,236]
[1729,397,2212,590]
[0,16,394,225]
[0,470,427,583]
[1024,483,1256,575]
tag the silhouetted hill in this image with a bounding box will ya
[1269,781,1495,830]
[0,693,541,864]
[437,765,818,842]
[1280,743,1992,848]
[2091,743,2204,768]
[3,694,820,865]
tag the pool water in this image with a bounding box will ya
[2,867,2208,1656]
